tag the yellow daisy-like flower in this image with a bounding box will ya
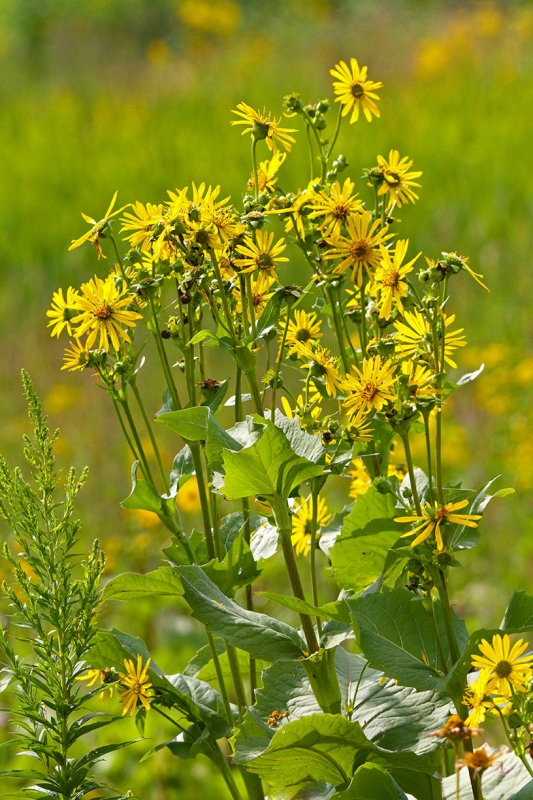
[69,190,128,259]
[118,654,154,716]
[280,393,322,425]
[291,496,332,557]
[395,499,482,551]
[457,746,504,775]
[231,102,297,154]
[376,150,422,208]
[463,669,498,728]
[234,230,289,288]
[71,275,142,352]
[76,668,113,701]
[284,309,323,352]
[330,58,383,123]
[120,201,165,251]
[325,211,393,286]
[340,357,397,415]
[47,287,81,338]
[293,342,340,397]
[61,339,92,372]
[308,178,363,238]
[374,240,421,319]
[471,634,533,697]
[400,360,438,400]
[248,153,286,193]
[394,309,467,369]
[345,406,374,443]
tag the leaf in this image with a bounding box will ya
[349,587,468,693]
[249,518,279,561]
[220,419,325,500]
[331,764,408,799]
[219,510,264,551]
[318,505,352,558]
[103,567,183,601]
[201,379,229,413]
[166,445,194,499]
[442,746,531,800]
[241,714,434,796]
[232,649,451,767]
[273,410,325,463]
[203,531,260,597]
[258,593,350,625]
[250,291,283,341]
[164,530,208,566]
[502,591,533,630]
[178,565,306,661]
[329,488,400,592]
[156,406,242,469]
[121,460,175,518]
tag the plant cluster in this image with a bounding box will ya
[38,58,533,799]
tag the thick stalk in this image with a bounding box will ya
[310,489,322,636]
[325,104,342,161]
[245,368,264,416]
[422,409,436,504]
[251,138,260,201]
[360,279,368,357]
[436,569,460,665]
[210,743,244,800]
[244,273,258,342]
[424,595,449,672]
[327,286,350,372]
[110,394,144,477]
[271,496,319,654]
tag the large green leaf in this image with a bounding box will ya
[178,565,306,661]
[103,567,183,602]
[258,592,351,625]
[442,747,531,799]
[331,764,408,799]
[273,410,325,463]
[241,714,434,797]
[121,460,176,518]
[349,588,468,693]
[232,649,450,766]
[202,530,260,596]
[329,487,400,592]
[156,406,242,469]
[501,591,533,630]
[219,420,324,499]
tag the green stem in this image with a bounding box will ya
[436,569,461,664]
[360,279,368,357]
[400,431,422,516]
[244,272,258,343]
[211,249,237,340]
[340,300,360,367]
[110,394,144,477]
[327,286,350,372]
[422,409,436,504]
[325,104,342,161]
[306,123,315,182]
[148,295,182,410]
[272,310,291,413]
[245,368,264,416]
[210,743,244,800]
[271,496,319,654]
[251,138,260,202]
[120,393,156,486]
[424,595,449,673]
[191,443,215,559]
[206,631,233,727]
[130,378,169,491]
[310,489,322,637]
[435,408,444,505]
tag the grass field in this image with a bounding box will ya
[0,1,531,795]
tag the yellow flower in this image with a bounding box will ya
[400,360,438,400]
[118,654,154,716]
[69,190,128,259]
[348,457,372,499]
[345,406,374,443]
[308,178,363,237]
[456,746,504,775]
[462,669,498,728]
[71,275,142,352]
[394,309,467,369]
[248,153,286,193]
[340,357,397,415]
[46,287,81,338]
[330,58,383,123]
[395,499,482,551]
[280,393,322,425]
[471,634,533,697]
[76,668,113,701]
[293,342,340,397]
[376,150,422,208]
[231,102,297,154]
[120,201,165,251]
[61,339,91,372]
[284,309,323,352]
[374,240,420,319]
[234,230,288,287]
[291,496,332,557]
[325,211,393,286]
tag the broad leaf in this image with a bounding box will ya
[330,487,400,592]
[332,764,408,799]
[103,567,183,601]
[178,565,306,661]
[219,420,324,500]
[121,460,175,519]
[501,591,533,630]
[156,406,242,469]
[273,410,325,463]
[258,592,351,625]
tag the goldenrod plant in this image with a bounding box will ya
[0,372,136,799]
[44,58,533,800]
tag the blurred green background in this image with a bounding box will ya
[0,0,532,796]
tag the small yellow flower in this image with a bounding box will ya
[46,287,81,338]
[61,339,92,372]
[429,714,481,740]
[308,178,363,238]
[471,634,533,697]
[284,309,323,352]
[118,654,154,716]
[395,499,482,551]
[120,201,165,251]
[374,239,420,319]
[69,190,128,259]
[340,357,397,415]
[325,211,393,286]
[231,102,297,154]
[345,406,374,443]
[376,150,422,208]
[248,153,286,193]
[71,275,142,352]
[235,230,288,288]
[291,496,332,557]
[330,58,383,123]
[394,309,467,369]
[76,668,113,701]
[293,342,340,397]
[456,746,505,774]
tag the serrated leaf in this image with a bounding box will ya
[220,420,324,500]
[273,410,325,463]
[178,565,305,661]
[103,567,183,601]
[330,488,400,592]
